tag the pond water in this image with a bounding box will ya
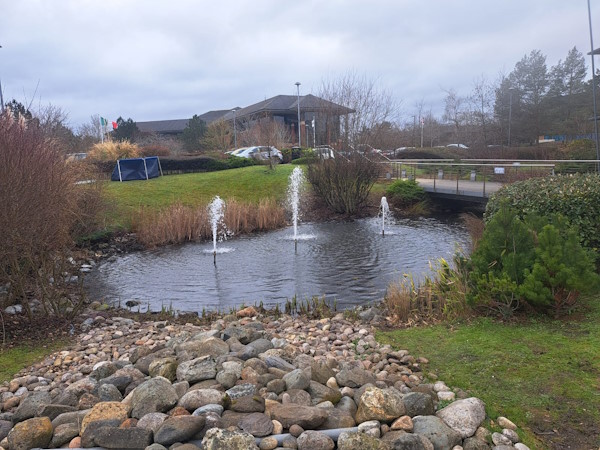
[85,216,470,313]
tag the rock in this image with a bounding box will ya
[81,401,128,433]
[271,404,329,429]
[390,415,413,432]
[179,389,225,411]
[283,369,311,391]
[381,430,434,450]
[437,391,456,401]
[0,420,11,441]
[463,436,490,450]
[492,431,513,446]
[318,409,356,429]
[412,415,462,450]
[226,383,257,399]
[177,356,218,383]
[178,336,230,359]
[201,427,259,449]
[149,357,178,381]
[248,338,274,354]
[262,355,296,371]
[514,444,531,450]
[7,417,53,450]
[259,436,279,450]
[497,416,517,430]
[12,391,52,422]
[193,404,224,416]
[336,363,376,388]
[239,412,274,437]
[307,381,342,405]
[403,392,435,417]
[130,376,179,418]
[50,422,80,448]
[93,426,153,448]
[230,394,265,413]
[436,397,486,439]
[358,420,381,438]
[283,389,312,406]
[137,412,169,433]
[502,428,519,443]
[216,370,238,389]
[98,383,123,402]
[355,387,406,423]
[154,415,206,446]
[35,404,76,421]
[297,430,335,450]
[289,423,304,437]
[90,361,118,380]
[51,409,90,429]
[337,431,390,450]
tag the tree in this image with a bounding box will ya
[5,99,32,121]
[508,50,549,144]
[201,119,233,152]
[469,75,496,146]
[442,88,467,144]
[317,70,399,150]
[113,117,139,142]
[181,114,207,152]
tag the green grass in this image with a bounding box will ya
[0,341,68,383]
[376,294,600,450]
[103,165,296,228]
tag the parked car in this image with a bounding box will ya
[227,146,283,161]
[446,143,469,149]
[313,145,335,159]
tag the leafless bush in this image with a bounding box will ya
[307,153,381,214]
[460,213,485,252]
[0,110,87,318]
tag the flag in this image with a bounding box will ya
[100,117,107,127]
[112,121,118,130]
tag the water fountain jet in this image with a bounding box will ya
[288,167,304,250]
[208,196,225,264]
[380,196,389,236]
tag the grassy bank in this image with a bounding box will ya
[376,294,600,450]
[103,165,296,229]
[0,341,69,383]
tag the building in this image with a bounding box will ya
[135,94,353,147]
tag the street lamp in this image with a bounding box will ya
[587,0,600,173]
[508,88,513,148]
[295,82,301,148]
[232,109,237,149]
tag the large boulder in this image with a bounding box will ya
[412,415,462,450]
[7,417,53,450]
[238,412,274,437]
[297,430,335,450]
[403,392,435,417]
[130,376,179,419]
[176,356,218,383]
[271,404,328,429]
[176,336,230,359]
[337,431,391,450]
[335,363,376,388]
[81,401,129,434]
[201,427,259,449]
[179,389,225,411]
[381,430,434,450]
[12,391,52,422]
[93,427,153,449]
[355,387,406,423]
[436,397,486,439]
[154,416,206,446]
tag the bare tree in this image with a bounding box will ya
[77,114,102,142]
[317,70,399,150]
[442,88,467,144]
[469,75,496,146]
[201,119,233,152]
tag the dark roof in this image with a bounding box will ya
[136,118,190,134]
[233,94,354,119]
[198,109,233,123]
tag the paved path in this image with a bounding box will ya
[415,178,503,201]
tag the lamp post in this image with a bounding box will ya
[0,45,4,112]
[507,88,513,148]
[232,109,237,149]
[295,82,301,148]
[588,0,600,173]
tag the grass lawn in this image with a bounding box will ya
[0,341,69,383]
[102,164,296,229]
[376,294,600,450]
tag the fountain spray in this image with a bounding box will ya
[288,167,304,251]
[380,196,389,236]
[208,196,225,265]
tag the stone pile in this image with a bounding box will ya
[0,308,529,450]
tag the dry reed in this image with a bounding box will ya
[135,199,287,247]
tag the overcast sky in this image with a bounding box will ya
[0,1,597,129]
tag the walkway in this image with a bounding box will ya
[416,178,503,203]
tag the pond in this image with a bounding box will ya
[85,216,470,313]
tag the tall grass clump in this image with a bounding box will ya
[88,140,141,161]
[0,110,96,319]
[134,199,287,247]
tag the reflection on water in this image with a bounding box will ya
[85,216,470,312]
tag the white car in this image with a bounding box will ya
[446,144,469,149]
[228,146,283,161]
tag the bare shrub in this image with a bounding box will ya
[139,144,171,157]
[307,153,381,214]
[461,213,485,252]
[0,111,86,318]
